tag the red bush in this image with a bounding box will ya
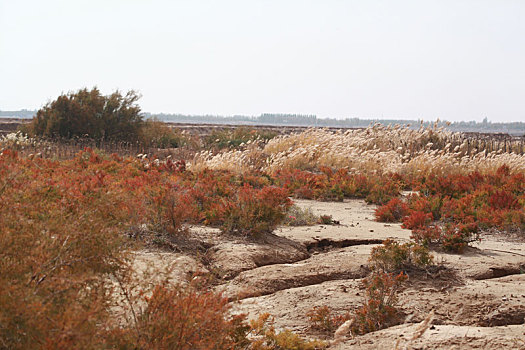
[402,211,433,230]
[411,225,442,246]
[375,198,409,222]
[489,190,519,210]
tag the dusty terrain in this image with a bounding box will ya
[133,198,525,349]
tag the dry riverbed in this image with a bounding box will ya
[132,198,525,349]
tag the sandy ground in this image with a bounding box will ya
[277,199,412,245]
[130,198,525,349]
[336,324,525,349]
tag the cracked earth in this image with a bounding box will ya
[133,198,525,349]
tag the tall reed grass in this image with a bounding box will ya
[190,124,525,176]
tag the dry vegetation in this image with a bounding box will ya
[1,121,524,349]
[192,123,525,176]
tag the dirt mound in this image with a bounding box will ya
[481,305,525,327]
[222,245,372,299]
[231,279,364,334]
[206,237,309,279]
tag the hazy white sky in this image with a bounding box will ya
[1,0,524,122]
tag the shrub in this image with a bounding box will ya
[365,180,401,205]
[441,223,479,253]
[0,149,325,347]
[151,187,199,236]
[110,284,250,349]
[411,225,442,246]
[283,205,320,226]
[249,313,328,349]
[220,185,292,236]
[139,118,188,148]
[375,197,409,222]
[306,306,351,334]
[26,87,144,142]
[402,211,433,230]
[319,214,337,225]
[441,229,468,253]
[411,222,479,253]
[369,239,434,272]
[0,149,136,349]
[489,190,520,210]
[351,272,407,335]
[501,209,525,232]
[407,195,443,221]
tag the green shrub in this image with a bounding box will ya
[25,87,143,142]
[369,239,434,272]
[319,214,337,225]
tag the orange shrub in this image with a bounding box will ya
[402,211,433,230]
[110,284,250,349]
[440,223,479,253]
[220,185,292,236]
[307,306,351,334]
[0,149,136,349]
[365,179,401,205]
[351,272,407,335]
[375,198,409,222]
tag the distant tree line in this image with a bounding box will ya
[0,109,36,119]
[147,113,525,136]
[3,106,524,136]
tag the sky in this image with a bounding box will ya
[1,0,525,122]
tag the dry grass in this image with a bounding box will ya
[190,124,525,176]
[0,131,197,161]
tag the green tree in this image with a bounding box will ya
[27,87,144,141]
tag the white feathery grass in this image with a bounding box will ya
[189,125,525,176]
